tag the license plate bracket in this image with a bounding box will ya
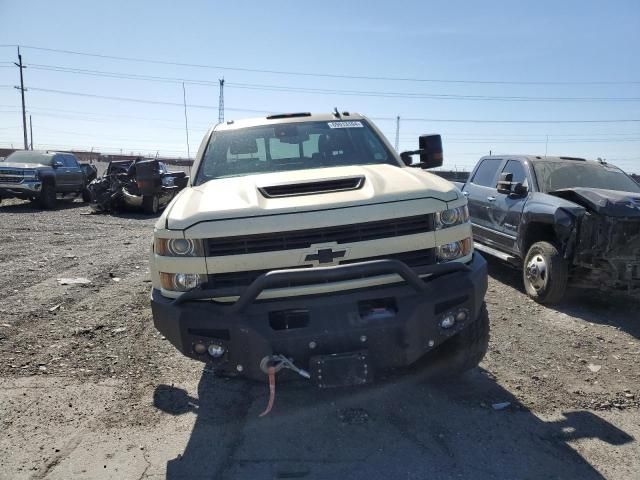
[309,350,373,388]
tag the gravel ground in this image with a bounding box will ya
[0,197,638,479]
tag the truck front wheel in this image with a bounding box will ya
[38,182,57,210]
[523,241,568,304]
[428,303,490,379]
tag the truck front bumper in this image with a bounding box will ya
[151,253,487,383]
[0,181,41,199]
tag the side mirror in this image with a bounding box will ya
[497,172,528,196]
[496,172,513,194]
[53,160,63,168]
[400,134,443,169]
[513,183,528,196]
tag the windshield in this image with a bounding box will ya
[5,151,53,165]
[195,120,397,185]
[534,161,640,193]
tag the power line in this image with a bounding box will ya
[23,64,640,102]
[16,44,640,86]
[371,116,640,124]
[18,86,640,124]
[26,86,272,113]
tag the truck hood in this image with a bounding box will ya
[550,188,640,218]
[165,164,459,230]
[0,162,49,169]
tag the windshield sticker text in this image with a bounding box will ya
[327,121,364,129]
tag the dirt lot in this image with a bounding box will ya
[0,197,638,479]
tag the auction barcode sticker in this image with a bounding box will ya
[327,121,364,128]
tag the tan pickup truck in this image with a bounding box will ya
[149,112,488,387]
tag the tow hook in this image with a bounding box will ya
[260,354,311,379]
[258,355,310,417]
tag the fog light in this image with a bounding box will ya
[437,237,472,262]
[194,343,207,354]
[207,344,225,358]
[440,314,456,329]
[455,310,468,322]
[175,273,201,290]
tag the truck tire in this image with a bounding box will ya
[38,182,57,210]
[142,194,159,214]
[428,303,490,379]
[523,241,568,304]
[81,187,92,203]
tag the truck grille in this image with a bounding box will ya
[206,214,434,256]
[206,248,436,291]
[0,169,24,183]
[0,175,22,183]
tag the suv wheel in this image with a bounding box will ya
[523,241,568,304]
[427,303,490,379]
[142,194,159,214]
[39,182,57,210]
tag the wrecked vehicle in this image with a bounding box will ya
[461,155,640,303]
[150,112,489,389]
[88,159,188,214]
[0,150,95,209]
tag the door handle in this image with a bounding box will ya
[463,191,469,197]
[487,196,496,202]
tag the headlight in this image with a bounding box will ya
[159,272,205,291]
[22,169,38,179]
[155,238,205,257]
[437,237,473,262]
[435,205,469,229]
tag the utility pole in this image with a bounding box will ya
[218,78,225,124]
[545,135,549,158]
[182,82,191,160]
[29,114,33,149]
[394,115,400,152]
[14,47,28,150]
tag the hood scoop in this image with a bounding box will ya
[258,176,365,198]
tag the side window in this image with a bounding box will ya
[471,159,503,187]
[502,160,528,187]
[62,155,79,168]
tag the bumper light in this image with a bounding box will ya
[437,237,473,262]
[207,344,225,358]
[439,308,469,329]
[440,314,455,329]
[159,272,205,291]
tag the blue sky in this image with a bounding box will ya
[0,0,638,171]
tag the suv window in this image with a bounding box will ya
[502,160,528,186]
[471,159,503,187]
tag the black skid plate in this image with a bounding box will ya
[309,350,373,388]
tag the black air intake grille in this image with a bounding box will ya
[206,214,434,256]
[206,248,436,292]
[258,176,365,198]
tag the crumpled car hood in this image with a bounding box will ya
[550,187,640,217]
[165,164,459,230]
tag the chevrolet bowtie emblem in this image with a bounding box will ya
[304,248,347,265]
